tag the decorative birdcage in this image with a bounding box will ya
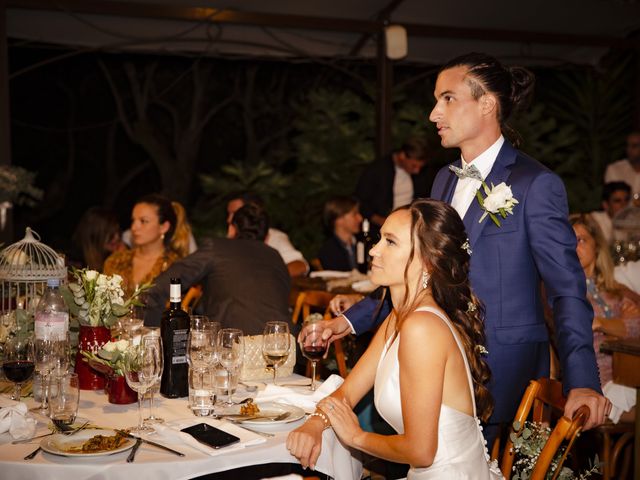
[0,227,67,343]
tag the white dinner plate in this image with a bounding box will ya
[235,401,305,425]
[40,429,135,457]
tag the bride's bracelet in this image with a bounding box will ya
[308,409,331,429]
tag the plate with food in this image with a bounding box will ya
[40,429,135,457]
[223,400,305,425]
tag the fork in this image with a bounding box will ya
[23,420,90,460]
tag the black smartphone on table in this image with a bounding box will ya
[181,423,241,449]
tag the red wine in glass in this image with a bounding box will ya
[3,360,35,383]
[302,346,326,362]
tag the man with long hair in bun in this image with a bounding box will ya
[300,52,609,452]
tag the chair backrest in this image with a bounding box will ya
[291,290,348,378]
[501,377,590,480]
[181,285,203,312]
[291,290,335,325]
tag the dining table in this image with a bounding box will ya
[0,374,362,480]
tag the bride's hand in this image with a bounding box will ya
[286,417,325,470]
[319,397,362,447]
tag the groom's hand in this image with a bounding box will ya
[564,388,611,430]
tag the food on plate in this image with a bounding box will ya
[63,430,129,453]
[240,399,260,416]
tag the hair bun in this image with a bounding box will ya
[508,66,535,113]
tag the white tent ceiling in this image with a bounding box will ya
[6,0,640,66]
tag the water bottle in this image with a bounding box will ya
[34,278,69,340]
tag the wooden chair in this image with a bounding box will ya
[181,285,203,313]
[591,420,634,480]
[500,378,590,480]
[291,290,348,378]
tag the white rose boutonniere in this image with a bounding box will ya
[476,182,519,227]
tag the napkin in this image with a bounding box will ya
[153,417,266,456]
[256,374,344,412]
[0,398,37,440]
[603,380,636,423]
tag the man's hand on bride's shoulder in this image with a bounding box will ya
[286,417,325,470]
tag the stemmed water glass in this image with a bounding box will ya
[123,341,162,433]
[141,333,164,425]
[215,328,244,406]
[300,321,329,391]
[2,334,34,400]
[262,322,290,385]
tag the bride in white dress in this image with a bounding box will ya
[287,199,503,479]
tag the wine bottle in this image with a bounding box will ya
[356,218,372,274]
[160,278,190,398]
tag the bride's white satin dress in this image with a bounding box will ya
[374,306,504,479]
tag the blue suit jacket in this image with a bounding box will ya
[347,141,601,423]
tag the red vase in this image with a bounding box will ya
[106,375,137,404]
[75,325,111,390]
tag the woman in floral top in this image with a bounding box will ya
[570,213,640,420]
[104,194,181,296]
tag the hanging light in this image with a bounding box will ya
[385,24,407,60]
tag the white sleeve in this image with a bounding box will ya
[615,261,640,294]
[266,228,309,268]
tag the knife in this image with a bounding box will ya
[126,437,143,463]
[115,430,185,457]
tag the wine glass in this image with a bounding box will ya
[300,321,329,391]
[123,342,162,433]
[2,334,34,400]
[141,333,164,425]
[49,373,79,429]
[216,329,244,406]
[262,322,290,385]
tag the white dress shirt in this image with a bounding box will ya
[266,227,309,271]
[451,136,505,219]
[392,165,414,210]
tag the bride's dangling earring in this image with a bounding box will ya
[422,271,430,290]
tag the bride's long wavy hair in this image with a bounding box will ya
[384,198,494,422]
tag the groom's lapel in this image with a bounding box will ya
[440,161,460,203]
[463,143,517,246]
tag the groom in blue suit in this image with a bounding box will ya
[308,53,609,436]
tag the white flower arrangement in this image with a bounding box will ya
[476,182,519,227]
[82,338,134,376]
[61,268,151,328]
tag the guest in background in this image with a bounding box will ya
[570,213,640,422]
[590,181,631,244]
[605,131,640,199]
[122,200,197,256]
[317,196,363,271]
[226,192,308,277]
[355,136,434,231]
[69,207,124,271]
[145,203,291,334]
[104,194,179,294]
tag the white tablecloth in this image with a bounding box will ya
[0,375,361,480]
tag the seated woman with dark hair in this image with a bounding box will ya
[104,194,180,294]
[317,196,363,271]
[70,207,124,271]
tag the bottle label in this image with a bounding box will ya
[356,242,365,264]
[34,312,69,340]
[171,328,188,365]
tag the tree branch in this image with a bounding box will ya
[98,58,134,138]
